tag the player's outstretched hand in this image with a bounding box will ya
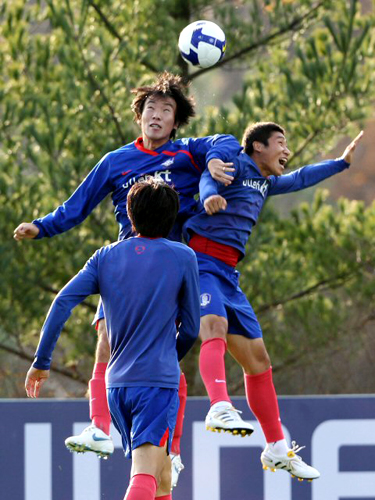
[340,131,364,164]
[13,222,40,241]
[204,195,227,215]
[208,158,235,186]
[25,367,50,398]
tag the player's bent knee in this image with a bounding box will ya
[255,345,271,368]
[243,352,271,375]
[199,314,227,341]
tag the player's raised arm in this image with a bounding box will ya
[340,131,364,163]
[187,134,241,184]
[207,158,235,186]
[269,131,364,197]
[14,222,40,241]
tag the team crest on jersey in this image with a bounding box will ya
[161,158,174,167]
[135,245,145,254]
[200,293,211,307]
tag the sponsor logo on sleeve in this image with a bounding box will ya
[242,179,268,197]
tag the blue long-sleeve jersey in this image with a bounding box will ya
[32,237,200,389]
[32,135,242,242]
[184,153,350,260]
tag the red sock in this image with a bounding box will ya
[171,372,187,455]
[89,362,111,435]
[244,367,284,442]
[124,474,157,500]
[199,338,231,406]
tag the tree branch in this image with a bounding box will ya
[358,311,375,329]
[283,5,361,167]
[0,342,87,384]
[87,0,159,73]
[256,269,356,314]
[51,0,128,143]
[187,1,326,81]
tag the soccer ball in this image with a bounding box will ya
[178,20,226,69]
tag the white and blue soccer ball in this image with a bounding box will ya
[178,20,226,69]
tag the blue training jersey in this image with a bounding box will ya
[184,152,350,260]
[32,135,242,242]
[32,237,200,389]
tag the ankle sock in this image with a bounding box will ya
[266,439,289,455]
[210,401,232,412]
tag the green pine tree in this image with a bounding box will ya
[0,0,374,396]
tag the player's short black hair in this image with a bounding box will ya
[127,178,180,238]
[242,122,285,155]
[131,71,195,139]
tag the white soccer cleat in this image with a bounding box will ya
[65,424,114,459]
[205,405,254,436]
[171,453,184,489]
[261,441,320,481]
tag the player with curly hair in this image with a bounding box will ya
[14,71,242,489]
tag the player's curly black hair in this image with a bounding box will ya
[242,122,285,155]
[127,178,180,237]
[131,71,195,139]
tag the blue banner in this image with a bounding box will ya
[1,396,375,499]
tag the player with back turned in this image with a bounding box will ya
[13,71,241,486]
[25,178,201,500]
[183,122,363,481]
